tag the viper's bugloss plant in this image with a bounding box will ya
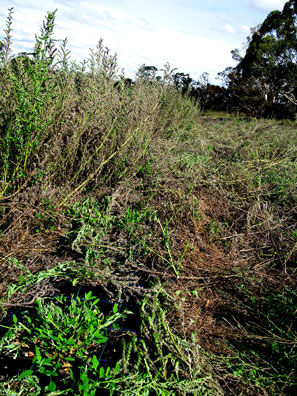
[0,10,59,196]
[0,8,198,201]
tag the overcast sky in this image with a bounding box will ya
[0,0,287,81]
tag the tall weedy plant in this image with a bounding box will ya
[0,9,198,204]
[0,7,13,66]
[0,10,58,197]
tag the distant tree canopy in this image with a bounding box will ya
[136,64,160,82]
[221,0,297,118]
[137,0,296,118]
[1,2,295,119]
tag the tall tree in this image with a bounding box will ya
[223,0,297,117]
[173,72,193,95]
[243,1,296,96]
[136,64,158,82]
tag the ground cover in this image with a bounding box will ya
[0,9,296,396]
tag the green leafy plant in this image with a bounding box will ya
[118,285,222,395]
[66,197,115,266]
[0,291,128,395]
[0,10,59,196]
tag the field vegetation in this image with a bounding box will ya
[0,8,296,396]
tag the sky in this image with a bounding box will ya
[0,0,288,81]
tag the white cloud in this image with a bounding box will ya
[224,24,235,33]
[249,0,287,12]
[241,25,250,34]
[0,1,237,81]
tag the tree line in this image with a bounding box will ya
[137,0,297,119]
[1,0,296,119]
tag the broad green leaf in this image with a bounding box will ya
[113,303,118,314]
[35,345,42,362]
[24,314,32,324]
[45,370,58,376]
[18,370,34,379]
[5,344,17,349]
[36,299,42,311]
[65,356,75,362]
[47,381,57,391]
[44,360,54,366]
[99,367,105,378]
[93,333,108,343]
[114,361,120,375]
[72,278,78,286]
[105,366,111,378]
[85,291,93,300]
[92,355,99,370]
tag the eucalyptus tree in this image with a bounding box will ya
[221,0,297,117]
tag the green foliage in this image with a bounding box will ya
[66,197,115,265]
[0,291,127,395]
[0,10,59,195]
[0,9,198,201]
[0,287,221,396]
[0,7,13,66]
[226,0,297,117]
[118,286,222,395]
[0,260,87,308]
[34,198,57,233]
[222,284,297,395]
[156,217,190,278]
[0,6,296,396]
